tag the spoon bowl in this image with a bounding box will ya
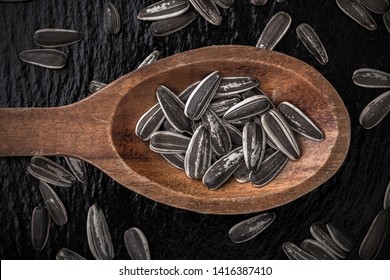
[0,45,350,214]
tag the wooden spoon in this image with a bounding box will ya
[0,45,350,214]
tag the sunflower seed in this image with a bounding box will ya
[124,227,151,260]
[384,10,390,33]
[64,157,87,183]
[223,95,270,121]
[56,248,86,260]
[278,101,324,141]
[243,122,266,172]
[336,0,377,30]
[135,104,165,141]
[261,109,300,160]
[310,222,347,259]
[250,150,288,187]
[137,50,160,69]
[179,81,200,102]
[234,161,250,183]
[357,0,389,14]
[31,205,51,250]
[266,136,278,150]
[223,122,243,145]
[209,97,241,116]
[203,146,244,190]
[149,131,191,154]
[251,0,267,5]
[383,180,390,211]
[89,80,107,93]
[103,1,121,34]
[359,90,390,129]
[214,77,258,98]
[162,119,178,132]
[184,125,212,179]
[256,11,291,50]
[229,212,275,243]
[358,211,389,259]
[201,109,232,156]
[39,181,67,226]
[225,117,253,127]
[190,0,222,26]
[28,156,76,187]
[19,49,67,69]
[138,0,190,21]
[300,239,338,260]
[242,87,266,99]
[352,68,390,88]
[87,204,114,260]
[33,28,81,48]
[150,12,196,36]
[282,242,317,260]
[326,223,356,252]
[185,71,222,120]
[296,23,328,65]
[157,85,192,132]
[161,153,185,170]
[213,0,234,9]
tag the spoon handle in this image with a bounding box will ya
[0,104,113,160]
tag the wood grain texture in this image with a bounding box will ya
[0,46,350,214]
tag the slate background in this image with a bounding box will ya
[0,0,389,260]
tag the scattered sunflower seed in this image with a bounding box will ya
[135,104,165,141]
[336,0,377,30]
[87,204,114,260]
[251,0,267,5]
[356,0,389,14]
[28,156,76,187]
[160,153,185,170]
[358,211,389,260]
[89,80,107,93]
[33,28,81,48]
[300,239,338,260]
[209,97,241,116]
[185,71,222,120]
[138,0,190,21]
[64,157,88,183]
[296,23,328,65]
[278,101,324,141]
[229,212,276,243]
[202,109,232,156]
[19,49,67,69]
[352,68,390,88]
[190,0,222,26]
[31,205,51,251]
[124,227,151,260]
[149,131,191,154]
[242,122,266,172]
[157,85,192,132]
[256,11,291,50]
[202,146,244,190]
[233,161,250,183]
[214,0,234,9]
[223,122,243,145]
[261,109,300,160]
[184,125,212,179]
[179,81,200,103]
[359,90,390,129]
[150,12,196,36]
[103,1,121,34]
[383,180,390,211]
[223,95,270,121]
[39,181,67,226]
[310,222,347,259]
[56,248,86,260]
[215,77,258,98]
[138,50,160,68]
[384,10,390,33]
[250,150,288,187]
[326,223,356,252]
[282,242,317,260]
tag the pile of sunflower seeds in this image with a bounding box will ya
[137,0,234,36]
[136,71,324,190]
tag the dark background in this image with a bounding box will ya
[0,0,389,260]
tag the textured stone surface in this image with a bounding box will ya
[0,0,389,259]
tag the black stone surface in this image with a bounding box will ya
[0,0,389,260]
